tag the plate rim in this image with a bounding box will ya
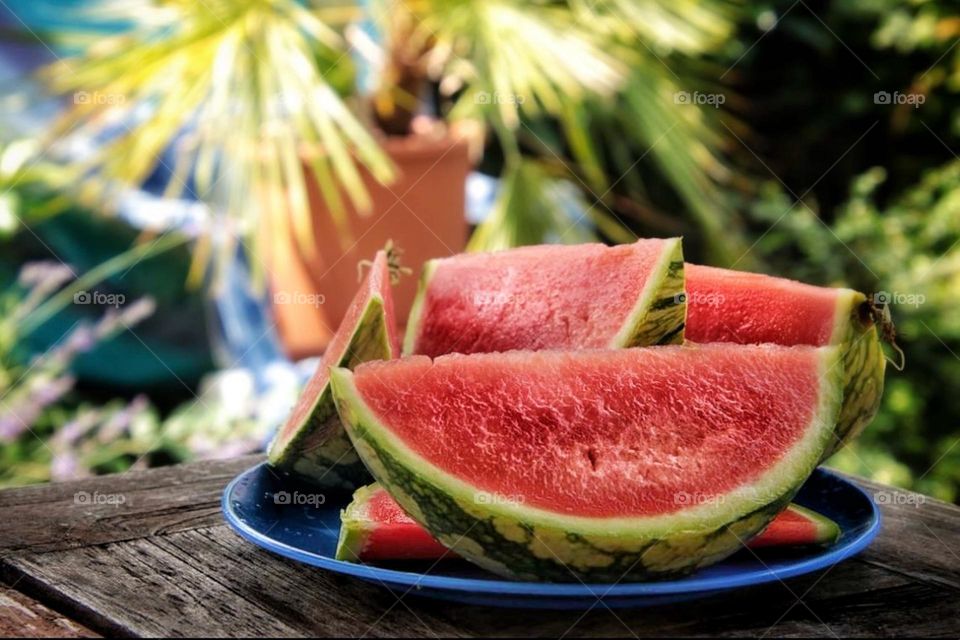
[222,463,881,598]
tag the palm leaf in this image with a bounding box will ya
[36,0,392,282]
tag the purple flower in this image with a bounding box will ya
[31,374,76,408]
[97,395,149,443]
[54,410,102,446]
[0,375,75,440]
[0,411,31,440]
[50,452,84,482]
[93,297,156,339]
[18,262,75,289]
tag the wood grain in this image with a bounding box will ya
[4,528,464,637]
[0,455,260,557]
[845,476,960,591]
[0,587,97,638]
[0,457,957,638]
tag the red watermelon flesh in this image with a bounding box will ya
[336,486,841,562]
[685,263,844,346]
[347,344,833,519]
[684,263,886,458]
[405,239,683,357]
[340,485,454,561]
[748,503,841,548]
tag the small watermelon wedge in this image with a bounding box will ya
[336,485,842,563]
[267,250,399,490]
[338,483,453,562]
[404,239,685,356]
[330,344,843,582]
[748,503,841,549]
[684,263,886,456]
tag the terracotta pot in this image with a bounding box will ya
[269,134,470,360]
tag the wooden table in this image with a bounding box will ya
[1,455,957,637]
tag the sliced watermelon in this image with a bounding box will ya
[337,483,455,561]
[336,486,841,562]
[330,344,843,581]
[684,264,885,456]
[404,239,685,357]
[748,503,841,549]
[267,250,399,489]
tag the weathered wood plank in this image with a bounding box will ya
[0,456,262,556]
[0,586,97,638]
[837,475,960,591]
[414,559,959,637]
[4,527,465,638]
[7,527,958,638]
[0,458,957,637]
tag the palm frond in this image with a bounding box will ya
[413,0,746,258]
[412,0,623,151]
[467,159,595,252]
[37,0,392,277]
[574,0,735,55]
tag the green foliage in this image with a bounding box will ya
[720,0,960,501]
[461,0,748,262]
[30,0,747,276]
[37,0,392,269]
[0,261,158,486]
[0,259,274,488]
[465,160,596,251]
[747,163,960,501]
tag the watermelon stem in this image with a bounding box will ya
[865,297,905,371]
[357,240,413,285]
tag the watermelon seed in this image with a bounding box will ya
[586,447,600,472]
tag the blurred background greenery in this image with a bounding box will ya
[0,0,957,501]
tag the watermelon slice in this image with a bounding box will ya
[330,344,843,581]
[684,264,886,456]
[337,483,454,562]
[748,503,841,549]
[336,485,842,562]
[404,239,685,357]
[267,250,399,489]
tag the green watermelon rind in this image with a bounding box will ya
[334,488,839,564]
[334,482,841,562]
[825,289,886,457]
[402,239,687,356]
[329,346,844,582]
[782,504,842,546]
[610,238,686,348]
[335,483,381,561]
[402,260,437,355]
[266,295,391,490]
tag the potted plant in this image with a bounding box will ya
[32,0,742,357]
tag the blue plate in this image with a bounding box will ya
[222,464,880,609]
